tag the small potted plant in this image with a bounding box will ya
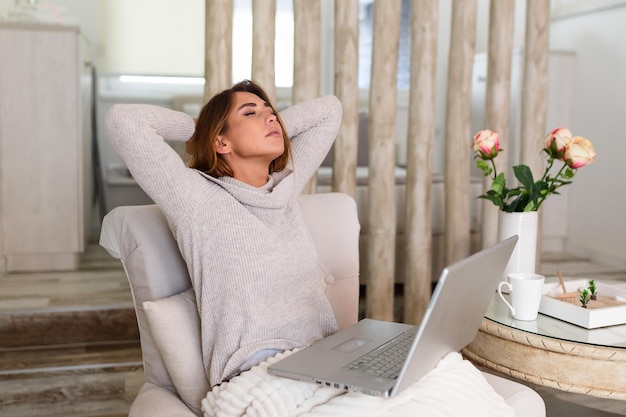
[580,289,591,308]
[588,280,598,300]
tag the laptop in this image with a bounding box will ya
[268,235,518,397]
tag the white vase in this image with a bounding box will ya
[498,211,539,280]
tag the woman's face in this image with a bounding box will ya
[216,91,284,165]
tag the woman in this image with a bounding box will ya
[106,80,342,387]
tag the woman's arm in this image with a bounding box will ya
[279,95,342,192]
[105,104,207,226]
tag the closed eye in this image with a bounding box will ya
[238,101,273,117]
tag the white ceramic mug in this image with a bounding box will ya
[497,273,545,321]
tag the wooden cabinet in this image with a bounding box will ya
[0,23,92,272]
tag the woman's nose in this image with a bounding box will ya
[267,112,276,123]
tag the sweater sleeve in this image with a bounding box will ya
[279,95,342,192]
[105,104,208,228]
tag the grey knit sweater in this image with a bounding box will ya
[106,95,342,387]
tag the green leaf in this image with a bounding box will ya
[513,165,535,189]
[507,188,522,197]
[475,159,491,176]
[526,180,548,210]
[478,194,504,210]
[522,202,534,211]
[492,173,505,194]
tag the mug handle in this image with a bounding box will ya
[497,281,515,316]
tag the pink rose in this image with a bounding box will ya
[472,129,500,160]
[544,127,572,159]
[564,136,596,168]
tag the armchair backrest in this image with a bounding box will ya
[99,192,361,390]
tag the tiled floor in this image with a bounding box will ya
[1,245,625,416]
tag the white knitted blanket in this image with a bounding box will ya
[202,351,516,417]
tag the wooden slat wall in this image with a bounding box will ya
[365,0,402,321]
[443,0,477,267]
[203,0,550,323]
[293,0,321,194]
[252,0,277,103]
[521,0,550,177]
[521,1,550,267]
[403,0,438,325]
[481,0,516,249]
[292,0,321,105]
[332,0,359,197]
[203,0,233,102]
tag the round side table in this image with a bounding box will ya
[463,293,626,399]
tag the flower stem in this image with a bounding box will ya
[489,158,498,180]
[536,158,570,209]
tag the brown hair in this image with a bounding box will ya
[186,80,291,178]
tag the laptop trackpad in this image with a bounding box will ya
[333,337,372,353]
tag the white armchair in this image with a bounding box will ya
[99,192,544,417]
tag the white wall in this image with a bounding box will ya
[0,0,205,75]
[0,0,101,53]
[98,0,205,75]
[549,5,626,268]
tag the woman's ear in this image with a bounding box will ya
[214,136,229,154]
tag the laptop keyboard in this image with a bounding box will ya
[344,330,415,380]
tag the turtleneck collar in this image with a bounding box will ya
[196,168,296,209]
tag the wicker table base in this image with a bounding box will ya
[463,318,626,400]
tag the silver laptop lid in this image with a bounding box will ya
[391,235,518,395]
